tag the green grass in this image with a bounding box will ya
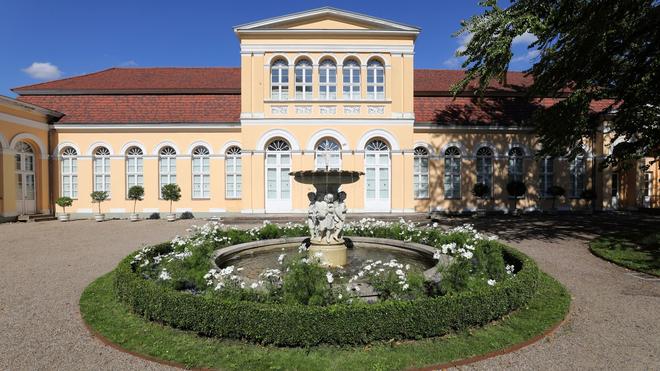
[589,233,660,277]
[80,269,570,370]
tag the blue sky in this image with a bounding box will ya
[1,0,538,96]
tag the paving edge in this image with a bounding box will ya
[80,298,570,371]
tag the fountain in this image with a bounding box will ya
[289,169,363,266]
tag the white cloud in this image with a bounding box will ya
[22,62,62,80]
[119,60,138,67]
[442,32,473,68]
[512,49,541,63]
[513,32,537,46]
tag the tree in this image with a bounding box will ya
[55,196,73,214]
[128,185,144,214]
[452,0,660,169]
[90,191,109,215]
[161,183,181,215]
[547,185,565,211]
[506,180,526,212]
[472,183,490,212]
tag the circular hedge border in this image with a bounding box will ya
[114,241,540,347]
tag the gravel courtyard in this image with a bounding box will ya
[0,215,658,370]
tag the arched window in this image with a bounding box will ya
[444,146,461,199]
[570,151,586,197]
[15,141,36,214]
[365,139,390,208]
[508,147,524,183]
[159,146,176,198]
[367,59,385,100]
[125,146,144,194]
[93,146,111,195]
[476,147,494,197]
[413,147,429,199]
[265,139,291,211]
[315,138,341,170]
[225,146,242,199]
[295,59,313,100]
[319,59,337,100]
[271,59,289,100]
[343,59,361,100]
[192,146,210,199]
[60,147,78,198]
[539,157,554,197]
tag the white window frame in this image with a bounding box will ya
[60,147,78,199]
[570,153,586,198]
[159,146,177,198]
[93,147,111,197]
[444,147,461,200]
[271,59,289,100]
[125,147,144,196]
[315,138,341,170]
[413,147,429,199]
[342,59,361,100]
[192,146,211,199]
[367,59,385,100]
[295,59,313,100]
[225,146,242,199]
[319,59,337,100]
[539,157,554,198]
[476,147,494,198]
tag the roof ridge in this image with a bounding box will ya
[12,67,118,92]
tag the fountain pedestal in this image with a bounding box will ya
[289,170,364,266]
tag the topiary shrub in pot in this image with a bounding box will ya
[127,185,144,222]
[161,183,181,222]
[147,212,160,220]
[506,180,526,216]
[180,211,194,220]
[90,191,109,222]
[580,188,597,213]
[547,185,566,212]
[472,183,490,217]
[55,196,73,222]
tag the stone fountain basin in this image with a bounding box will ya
[289,170,364,185]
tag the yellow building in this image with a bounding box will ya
[1,7,658,219]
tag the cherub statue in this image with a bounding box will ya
[307,192,317,240]
[331,191,347,241]
[315,193,336,243]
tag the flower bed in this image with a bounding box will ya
[114,220,540,346]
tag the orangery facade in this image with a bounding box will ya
[0,8,658,219]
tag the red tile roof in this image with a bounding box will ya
[413,69,533,94]
[18,94,241,123]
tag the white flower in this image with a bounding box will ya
[314,252,323,258]
[338,294,343,299]
[395,269,404,276]
[461,251,473,259]
[298,244,307,253]
[402,283,409,290]
[405,264,410,270]
[326,272,334,284]
[277,253,286,264]
[158,269,171,280]
[250,282,259,289]
[487,279,496,286]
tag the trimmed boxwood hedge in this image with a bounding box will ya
[114,242,540,347]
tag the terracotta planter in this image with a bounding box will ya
[58,214,70,222]
[94,214,105,222]
[167,214,176,222]
[129,214,140,222]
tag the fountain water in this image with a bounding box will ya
[289,169,363,266]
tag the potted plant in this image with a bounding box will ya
[55,196,73,222]
[547,185,566,212]
[506,180,526,216]
[127,185,144,222]
[90,191,109,222]
[161,183,181,222]
[471,183,490,217]
[580,188,597,214]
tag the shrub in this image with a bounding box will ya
[548,185,566,210]
[281,257,336,306]
[472,183,490,199]
[161,184,181,214]
[180,211,194,219]
[55,196,73,213]
[148,212,160,220]
[90,191,109,214]
[128,185,144,214]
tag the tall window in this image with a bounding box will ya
[476,147,494,197]
[444,146,461,199]
[539,157,554,197]
[125,147,144,194]
[365,139,390,207]
[271,59,288,100]
[413,147,429,199]
[367,59,385,100]
[570,152,586,197]
[93,146,111,195]
[225,146,242,199]
[295,59,313,100]
[192,146,210,199]
[60,147,78,198]
[265,139,291,208]
[159,146,177,197]
[642,172,652,197]
[508,147,524,183]
[319,59,337,100]
[343,59,361,100]
[315,138,341,170]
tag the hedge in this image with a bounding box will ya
[114,242,539,347]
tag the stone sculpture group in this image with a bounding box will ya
[307,191,347,244]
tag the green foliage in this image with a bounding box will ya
[580,189,597,200]
[90,191,109,214]
[161,183,181,213]
[128,185,144,214]
[148,212,160,220]
[439,259,472,295]
[55,196,73,212]
[590,233,660,276]
[453,0,660,167]
[506,181,526,198]
[281,258,335,306]
[367,268,426,301]
[180,211,194,219]
[472,183,490,199]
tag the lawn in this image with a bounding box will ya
[80,269,570,370]
[589,232,660,276]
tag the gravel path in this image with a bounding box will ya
[0,215,658,370]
